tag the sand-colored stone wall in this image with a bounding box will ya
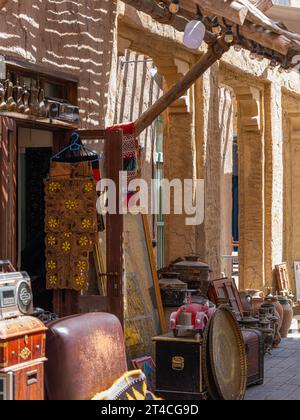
[116,3,300,289]
[0,0,118,127]
[1,1,300,291]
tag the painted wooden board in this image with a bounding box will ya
[124,213,165,361]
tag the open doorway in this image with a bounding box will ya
[17,127,54,310]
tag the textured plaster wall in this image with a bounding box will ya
[201,64,222,278]
[112,48,163,240]
[1,1,300,290]
[113,48,162,180]
[0,0,118,127]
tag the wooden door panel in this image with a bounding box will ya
[0,117,17,266]
[53,129,124,326]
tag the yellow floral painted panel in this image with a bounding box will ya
[45,173,98,291]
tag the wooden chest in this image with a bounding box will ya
[0,361,45,400]
[241,329,264,387]
[0,317,47,369]
[153,334,207,400]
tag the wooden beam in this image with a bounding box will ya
[238,0,300,42]
[161,1,299,55]
[134,38,230,136]
[251,0,274,12]
[179,0,249,25]
[122,0,216,44]
[239,23,291,55]
[0,0,8,8]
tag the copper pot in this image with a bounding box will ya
[278,297,293,338]
[252,297,264,316]
[265,296,283,330]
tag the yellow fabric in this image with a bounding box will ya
[92,370,161,401]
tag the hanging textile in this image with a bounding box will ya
[45,135,100,291]
[107,122,141,184]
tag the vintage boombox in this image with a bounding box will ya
[46,99,80,123]
[0,271,33,320]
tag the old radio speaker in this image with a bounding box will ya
[0,272,33,320]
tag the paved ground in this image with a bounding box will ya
[245,333,300,400]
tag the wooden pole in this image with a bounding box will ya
[134,38,230,137]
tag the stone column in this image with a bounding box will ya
[282,96,300,293]
[235,86,265,290]
[264,82,284,289]
[196,66,234,279]
[155,56,197,264]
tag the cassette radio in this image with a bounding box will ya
[0,272,33,320]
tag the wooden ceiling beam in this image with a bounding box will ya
[121,0,216,44]
[122,0,300,62]
[238,0,300,42]
[237,23,291,55]
[250,0,274,13]
[181,0,249,26]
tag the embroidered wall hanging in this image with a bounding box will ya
[107,123,141,184]
[45,163,98,291]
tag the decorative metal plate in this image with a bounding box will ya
[203,306,247,400]
[208,306,247,400]
[202,319,220,400]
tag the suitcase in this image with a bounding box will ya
[153,333,207,400]
[241,329,264,387]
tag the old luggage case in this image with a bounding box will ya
[153,333,207,400]
[0,316,47,369]
[241,328,264,387]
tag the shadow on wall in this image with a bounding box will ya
[114,49,163,174]
[0,0,117,127]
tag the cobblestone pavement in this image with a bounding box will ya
[245,333,300,400]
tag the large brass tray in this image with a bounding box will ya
[203,306,247,400]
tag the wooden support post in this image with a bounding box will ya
[134,38,230,136]
[106,130,124,327]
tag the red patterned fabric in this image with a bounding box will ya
[107,122,140,183]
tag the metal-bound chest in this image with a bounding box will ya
[241,328,264,387]
[171,257,210,295]
[0,316,47,369]
[153,333,207,400]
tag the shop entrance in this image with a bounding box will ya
[17,127,54,310]
[0,119,124,323]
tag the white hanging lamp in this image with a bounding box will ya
[183,20,206,50]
